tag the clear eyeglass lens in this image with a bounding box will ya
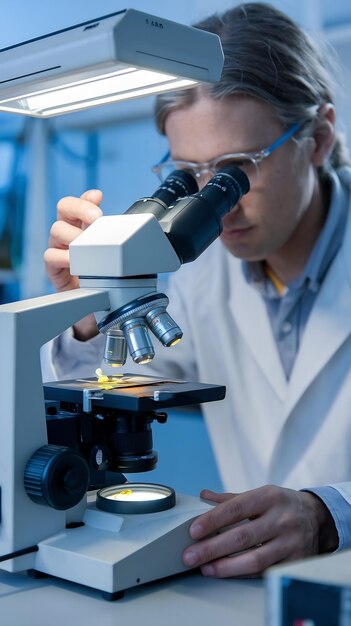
[156,162,192,182]
[155,157,259,187]
[213,157,259,187]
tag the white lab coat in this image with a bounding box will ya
[41,167,351,505]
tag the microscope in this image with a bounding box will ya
[0,164,249,599]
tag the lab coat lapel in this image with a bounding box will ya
[228,257,287,400]
[283,249,351,418]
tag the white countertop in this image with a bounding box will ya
[0,569,265,626]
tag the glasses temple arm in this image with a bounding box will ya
[261,121,303,157]
[152,150,171,170]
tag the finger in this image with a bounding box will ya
[44,247,70,269]
[80,188,103,203]
[200,489,236,503]
[184,515,276,568]
[48,221,84,249]
[200,537,290,578]
[56,195,102,227]
[79,190,103,230]
[190,489,268,540]
[43,263,78,292]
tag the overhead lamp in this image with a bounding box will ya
[0,9,223,117]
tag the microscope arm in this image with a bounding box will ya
[0,288,110,568]
[21,288,110,344]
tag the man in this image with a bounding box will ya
[42,3,351,577]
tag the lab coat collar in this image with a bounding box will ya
[230,241,351,413]
[283,224,351,417]
[284,168,351,415]
[228,253,288,400]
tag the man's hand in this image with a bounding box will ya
[44,189,103,291]
[44,189,103,340]
[183,485,338,578]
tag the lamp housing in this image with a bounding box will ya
[0,9,224,117]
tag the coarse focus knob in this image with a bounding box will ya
[24,444,90,510]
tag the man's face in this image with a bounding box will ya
[164,95,317,263]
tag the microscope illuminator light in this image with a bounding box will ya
[96,483,176,514]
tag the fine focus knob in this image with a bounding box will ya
[24,444,90,510]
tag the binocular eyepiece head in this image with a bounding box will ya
[99,164,249,366]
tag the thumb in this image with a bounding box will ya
[80,188,103,206]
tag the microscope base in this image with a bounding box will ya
[32,493,212,599]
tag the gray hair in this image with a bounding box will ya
[155,2,349,172]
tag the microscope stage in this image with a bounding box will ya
[44,375,226,411]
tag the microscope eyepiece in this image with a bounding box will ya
[124,169,198,221]
[208,164,250,198]
[159,164,250,263]
[150,169,198,207]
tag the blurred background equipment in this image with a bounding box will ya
[266,550,351,626]
[0,120,27,301]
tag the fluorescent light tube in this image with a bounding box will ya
[0,9,223,117]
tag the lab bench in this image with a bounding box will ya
[0,568,264,626]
